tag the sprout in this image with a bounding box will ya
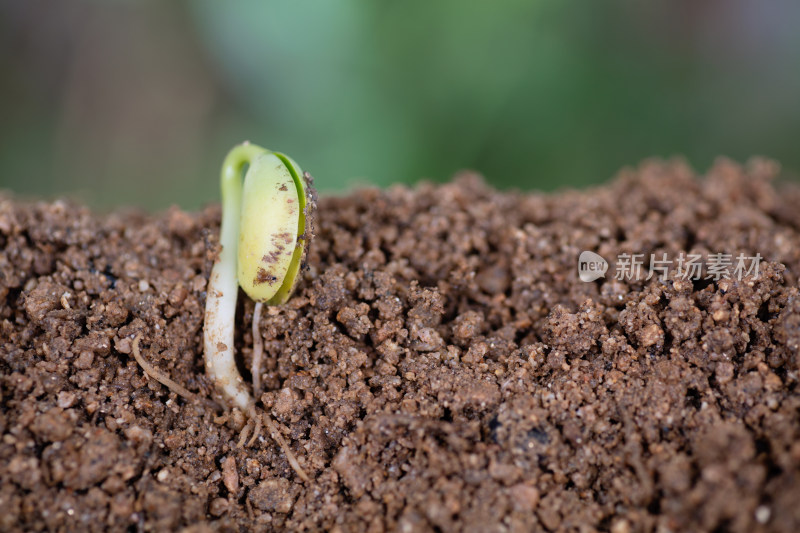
[204,142,313,412]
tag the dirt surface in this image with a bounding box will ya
[1,158,799,532]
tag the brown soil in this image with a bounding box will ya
[1,158,800,532]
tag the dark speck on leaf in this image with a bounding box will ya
[279,183,288,191]
[255,267,278,285]
[262,243,289,265]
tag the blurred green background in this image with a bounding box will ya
[1,0,799,210]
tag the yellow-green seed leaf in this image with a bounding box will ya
[268,152,308,305]
[237,153,303,303]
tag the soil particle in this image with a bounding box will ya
[249,477,297,514]
[1,158,800,531]
[221,455,239,494]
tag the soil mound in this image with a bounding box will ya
[1,158,799,532]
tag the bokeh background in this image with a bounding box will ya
[1,0,799,210]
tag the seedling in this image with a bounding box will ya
[203,142,314,479]
[204,142,312,410]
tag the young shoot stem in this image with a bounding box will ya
[204,142,268,412]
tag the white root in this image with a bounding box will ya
[246,408,263,448]
[236,419,252,448]
[132,334,199,403]
[262,411,310,482]
[204,264,309,480]
[251,302,264,401]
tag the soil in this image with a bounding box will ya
[1,157,799,532]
